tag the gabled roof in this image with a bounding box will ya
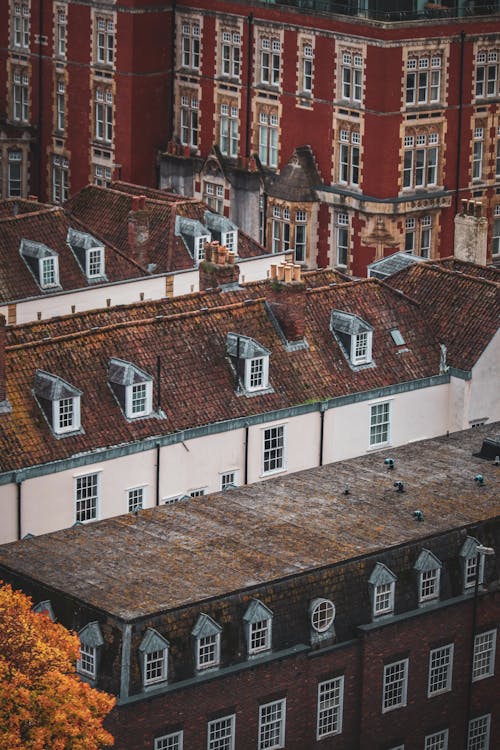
[385,263,500,370]
[0,277,443,473]
[266,146,321,202]
[432,257,500,283]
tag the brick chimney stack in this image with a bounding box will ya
[199,241,240,290]
[268,262,306,343]
[128,195,150,261]
[454,199,488,265]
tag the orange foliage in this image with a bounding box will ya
[0,581,115,749]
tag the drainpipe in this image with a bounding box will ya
[155,443,161,506]
[245,14,254,158]
[455,31,466,214]
[319,403,326,467]
[37,0,44,197]
[17,479,22,540]
[168,0,177,141]
[244,423,249,485]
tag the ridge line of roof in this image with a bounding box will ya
[0,206,61,223]
[6,297,267,351]
[393,262,499,289]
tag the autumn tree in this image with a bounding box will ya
[0,580,115,749]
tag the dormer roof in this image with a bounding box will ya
[204,212,237,235]
[226,333,270,360]
[330,310,373,336]
[33,370,81,400]
[20,239,57,260]
[108,358,152,387]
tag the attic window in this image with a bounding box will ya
[414,549,442,605]
[77,622,104,682]
[20,239,60,290]
[108,358,153,419]
[33,370,82,436]
[67,228,105,281]
[204,211,238,253]
[226,333,271,394]
[175,215,211,266]
[330,310,373,367]
[390,329,405,346]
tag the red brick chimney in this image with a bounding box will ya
[0,314,6,404]
[268,262,306,342]
[199,241,240,290]
[128,195,150,261]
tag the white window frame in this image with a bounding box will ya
[351,330,372,365]
[425,730,449,750]
[221,30,241,80]
[262,424,286,475]
[52,156,69,205]
[382,659,408,713]
[258,699,286,750]
[96,17,114,66]
[403,133,439,189]
[56,79,65,131]
[208,714,235,750]
[53,395,80,435]
[374,581,395,616]
[339,132,360,186]
[260,37,280,87]
[219,103,238,158]
[86,246,105,278]
[144,647,168,686]
[419,566,441,603]
[428,644,454,696]
[467,714,491,750]
[125,380,153,419]
[369,401,391,447]
[181,21,200,71]
[8,150,23,197]
[77,642,96,679]
[189,488,207,498]
[12,69,29,122]
[244,599,273,656]
[340,51,363,103]
[473,127,484,182]
[472,629,497,682]
[336,213,349,267]
[245,356,269,392]
[196,630,220,670]
[74,471,101,523]
[310,598,335,633]
[317,676,344,739]
[220,470,237,490]
[56,7,66,58]
[258,111,278,168]
[476,49,498,98]
[127,485,145,513]
[221,229,237,252]
[155,731,183,750]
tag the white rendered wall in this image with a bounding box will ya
[468,330,500,424]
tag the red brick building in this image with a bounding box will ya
[0,426,498,750]
[2,2,500,274]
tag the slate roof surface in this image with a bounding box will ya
[266,146,321,201]
[385,263,500,370]
[0,425,498,620]
[0,208,144,304]
[65,182,267,273]
[0,278,442,473]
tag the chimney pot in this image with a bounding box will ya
[131,196,139,211]
[139,195,146,211]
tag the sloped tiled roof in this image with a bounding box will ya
[0,278,441,473]
[385,263,500,370]
[0,424,498,619]
[0,208,144,304]
[432,257,500,283]
[0,198,48,220]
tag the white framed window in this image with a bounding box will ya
[258,699,286,750]
[352,331,371,365]
[194,234,209,263]
[339,129,360,186]
[155,732,183,750]
[75,472,100,523]
[472,630,497,681]
[425,730,448,750]
[467,715,491,750]
[127,381,152,418]
[221,30,240,79]
[263,425,285,474]
[310,598,335,633]
[420,215,432,258]
[33,370,80,436]
[13,3,30,49]
[12,69,29,122]
[109,359,153,420]
[180,94,199,149]
[340,50,363,103]
[96,17,114,65]
[244,599,273,656]
[77,642,96,679]
[220,103,238,158]
[260,37,280,86]
[8,150,23,197]
[245,356,269,392]
[428,644,453,696]
[192,613,221,670]
[189,488,206,498]
[294,210,307,262]
[127,486,144,513]
[476,48,498,98]
[317,676,343,738]
[460,537,486,590]
[38,254,59,288]
[204,182,224,214]
[403,132,439,189]
[54,395,80,434]
[52,155,69,205]
[220,471,237,490]
[95,89,113,143]
[473,127,484,181]
[271,206,290,253]
[55,7,66,57]
[221,229,237,252]
[369,563,397,617]
[181,20,200,70]
[382,659,408,712]
[93,164,112,187]
[87,246,104,278]
[336,213,349,266]
[258,111,278,168]
[370,402,390,446]
[208,715,235,750]
[301,44,313,94]
[406,55,441,106]
[415,549,442,604]
[144,649,167,685]
[56,79,65,131]
[493,206,500,256]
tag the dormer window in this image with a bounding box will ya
[415,549,442,605]
[460,536,485,591]
[33,370,82,436]
[244,599,273,656]
[67,227,105,281]
[204,211,238,252]
[369,562,396,618]
[175,215,211,266]
[192,613,222,670]
[139,628,169,688]
[77,622,104,682]
[20,239,60,290]
[226,333,271,394]
[108,358,153,419]
[330,310,373,367]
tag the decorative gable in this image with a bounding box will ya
[33,370,82,436]
[226,333,271,394]
[108,358,153,419]
[139,627,169,654]
[330,310,374,366]
[78,621,104,648]
[67,227,106,281]
[204,211,238,253]
[192,613,222,639]
[369,562,396,587]
[20,239,60,290]
[243,598,273,624]
[175,216,211,265]
[414,549,442,573]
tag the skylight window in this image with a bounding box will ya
[390,329,405,346]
